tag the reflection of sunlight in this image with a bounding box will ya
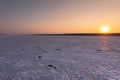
[100,36,110,51]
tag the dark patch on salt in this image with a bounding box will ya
[20,49,24,50]
[96,49,102,53]
[38,56,41,59]
[48,64,57,70]
[56,49,61,51]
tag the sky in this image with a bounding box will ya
[0,0,120,34]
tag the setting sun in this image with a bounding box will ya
[101,26,110,33]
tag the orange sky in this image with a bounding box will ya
[0,0,120,34]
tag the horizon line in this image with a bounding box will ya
[1,33,120,36]
[30,33,120,36]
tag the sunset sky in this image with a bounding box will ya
[0,0,120,34]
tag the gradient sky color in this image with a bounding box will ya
[0,0,120,34]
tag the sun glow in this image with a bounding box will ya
[101,26,110,33]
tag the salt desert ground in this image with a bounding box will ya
[0,35,120,80]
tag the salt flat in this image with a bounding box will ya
[0,35,120,80]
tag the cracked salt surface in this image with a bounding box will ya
[0,35,120,80]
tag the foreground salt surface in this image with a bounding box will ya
[0,35,120,80]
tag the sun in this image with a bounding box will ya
[101,26,110,33]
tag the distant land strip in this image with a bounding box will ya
[33,33,120,36]
[0,34,7,35]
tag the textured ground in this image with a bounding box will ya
[0,35,120,80]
